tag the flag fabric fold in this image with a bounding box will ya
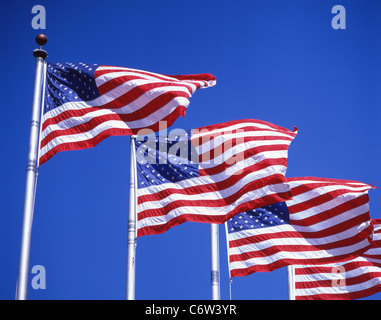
[39,63,216,165]
[226,177,375,277]
[294,219,381,300]
[136,119,298,237]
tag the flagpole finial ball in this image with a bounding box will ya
[35,34,47,47]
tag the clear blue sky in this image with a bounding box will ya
[1,0,380,300]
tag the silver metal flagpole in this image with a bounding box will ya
[210,223,221,300]
[287,265,295,300]
[16,34,48,300]
[126,136,137,300]
[224,222,233,300]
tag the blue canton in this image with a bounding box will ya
[227,202,290,233]
[45,62,100,114]
[136,131,199,189]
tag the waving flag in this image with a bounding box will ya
[226,177,374,277]
[136,119,297,237]
[39,63,216,165]
[294,219,381,300]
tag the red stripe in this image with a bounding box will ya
[166,73,216,82]
[39,105,186,166]
[362,254,381,261]
[137,192,291,237]
[137,174,289,221]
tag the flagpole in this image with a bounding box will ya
[224,222,233,300]
[287,265,295,300]
[210,223,220,300]
[126,135,137,300]
[16,34,48,300]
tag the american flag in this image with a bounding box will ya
[136,119,298,237]
[39,63,216,165]
[226,177,375,277]
[294,219,381,300]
